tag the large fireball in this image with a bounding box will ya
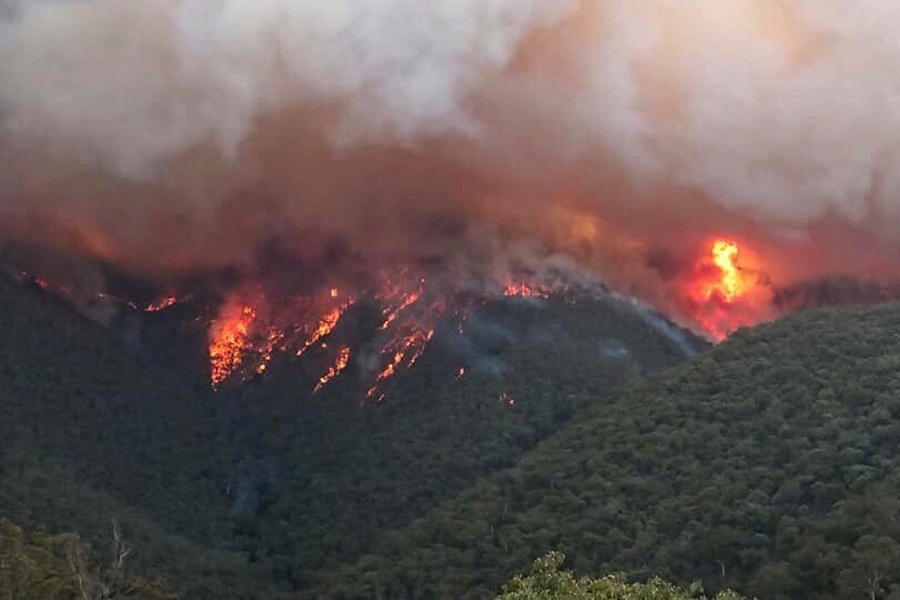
[682,238,773,341]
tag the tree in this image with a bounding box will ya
[497,552,745,600]
[837,535,900,600]
[0,519,76,600]
[0,518,173,600]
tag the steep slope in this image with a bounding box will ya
[0,273,705,595]
[323,304,900,599]
[0,275,279,598]
[210,291,703,589]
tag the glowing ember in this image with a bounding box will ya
[503,282,550,298]
[209,304,256,388]
[379,290,421,330]
[26,276,73,296]
[367,348,405,397]
[256,328,285,374]
[314,346,352,392]
[144,296,178,312]
[296,301,352,357]
[403,329,434,367]
[367,329,435,398]
[195,268,570,397]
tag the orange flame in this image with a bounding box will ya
[688,238,768,341]
[379,290,421,330]
[503,282,550,298]
[376,277,426,330]
[296,301,352,357]
[144,296,178,312]
[706,240,747,302]
[366,328,435,398]
[200,269,564,397]
[314,346,352,392]
[255,328,285,375]
[209,304,256,387]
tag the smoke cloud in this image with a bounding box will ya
[2,0,899,330]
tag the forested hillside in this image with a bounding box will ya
[497,552,744,600]
[8,269,900,600]
[214,291,701,589]
[0,274,700,597]
[0,275,280,598]
[322,304,900,599]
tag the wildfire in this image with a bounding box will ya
[366,328,435,398]
[17,237,782,398]
[376,277,427,330]
[144,296,178,312]
[209,304,256,388]
[379,289,422,330]
[706,240,748,302]
[314,346,352,392]
[202,268,571,396]
[255,327,285,375]
[503,282,551,298]
[687,238,768,341]
[296,301,352,357]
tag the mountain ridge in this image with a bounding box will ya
[0,271,703,597]
[315,302,900,599]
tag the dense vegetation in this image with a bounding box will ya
[321,304,900,599]
[0,276,278,598]
[8,268,900,598]
[0,518,173,599]
[0,274,697,597]
[498,552,743,600]
[216,292,698,589]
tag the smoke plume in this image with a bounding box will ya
[2,0,899,331]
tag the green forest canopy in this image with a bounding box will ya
[321,304,900,599]
[5,272,900,598]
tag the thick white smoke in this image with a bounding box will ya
[1,0,575,176]
[1,0,899,308]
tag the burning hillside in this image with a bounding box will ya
[202,236,767,395]
[4,226,896,401]
[2,1,900,366]
[679,238,772,341]
[201,264,565,396]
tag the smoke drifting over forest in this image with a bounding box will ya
[1,1,899,334]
